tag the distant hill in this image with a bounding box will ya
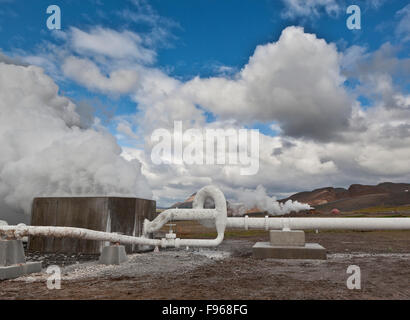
[170,193,198,209]
[169,182,410,215]
[280,182,410,213]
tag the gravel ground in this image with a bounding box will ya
[0,231,409,299]
[14,247,232,283]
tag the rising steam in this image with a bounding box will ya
[231,185,312,216]
[0,61,152,222]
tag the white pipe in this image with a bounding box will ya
[1,186,409,251]
[0,185,228,248]
[0,224,226,248]
[0,225,162,246]
[226,216,410,230]
[143,185,227,247]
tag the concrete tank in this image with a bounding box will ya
[28,197,156,254]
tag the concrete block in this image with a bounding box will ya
[0,240,43,280]
[269,230,305,247]
[99,245,128,265]
[0,240,26,266]
[253,242,327,260]
[0,262,42,280]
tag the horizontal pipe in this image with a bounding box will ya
[0,224,226,248]
[0,225,162,246]
[0,225,225,248]
[157,232,225,248]
[226,217,410,230]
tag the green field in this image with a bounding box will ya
[349,205,410,214]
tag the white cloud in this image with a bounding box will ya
[341,42,410,108]
[281,0,341,19]
[367,0,387,9]
[62,56,139,93]
[394,93,410,109]
[117,27,410,207]
[70,27,156,64]
[280,0,387,20]
[45,26,352,140]
[4,20,410,210]
[116,119,140,142]
[118,0,180,48]
[122,96,410,208]
[396,4,410,42]
[137,27,352,141]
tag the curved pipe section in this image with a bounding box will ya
[143,185,228,247]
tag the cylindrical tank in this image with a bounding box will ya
[28,197,156,254]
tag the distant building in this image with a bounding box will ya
[331,208,341,214]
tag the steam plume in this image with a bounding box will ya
[0,62,152,222]
[231,185,312,216]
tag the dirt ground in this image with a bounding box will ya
[0,229,409,300]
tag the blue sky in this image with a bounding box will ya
[1,0,408,127]
[1,0,410,208]
[0,0,406,66]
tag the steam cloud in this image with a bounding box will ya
[0,62,152,222]
[231,185,312,216]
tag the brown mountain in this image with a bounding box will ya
[170,193,197,209]
[281,182,410,212]
[170,182,410,215]
[169,182,410,215]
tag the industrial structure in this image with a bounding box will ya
[1,185,410,279]
[29,196,156,254]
